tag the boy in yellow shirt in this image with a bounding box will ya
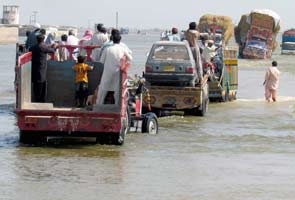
[72,55,93,107]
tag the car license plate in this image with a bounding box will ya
[163,65,175,72]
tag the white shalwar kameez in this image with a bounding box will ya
[90,32,109,61]
[96,43,132,105]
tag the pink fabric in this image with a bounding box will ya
[265,67,280,90]
[265,88,277,102]
[79,30,93,45]
[264,66,280,101]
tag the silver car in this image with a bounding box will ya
[144,41,197,87]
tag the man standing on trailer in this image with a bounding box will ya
[25,23,41,50]
[29,34,57,102]
[90,23,109,61]
[184,22,203,83]
[96,33,132,105]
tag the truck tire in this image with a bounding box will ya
[142,113,158,134]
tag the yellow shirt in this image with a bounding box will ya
[73,63,92,83]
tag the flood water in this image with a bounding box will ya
[0,33,295,200]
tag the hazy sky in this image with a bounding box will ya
[1,0,294,30]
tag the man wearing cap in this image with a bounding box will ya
[168,27,180,41]
[25,23,41,50]
[29,34,57,102]
[202,40,218,63]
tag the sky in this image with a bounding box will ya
[0,0,294,30]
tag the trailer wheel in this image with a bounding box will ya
[233,91,237,100]
[197,91,209,116]
[142,113,158,134]
[221,91,229,102]
[19,130,46,145]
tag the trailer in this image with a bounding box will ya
[14,45,157,145]
[198,15,238,101]
[142,77,209,116]
[208,49,238,101]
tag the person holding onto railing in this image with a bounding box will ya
[90,24,109,62]
[29,34,57,102]
[98,28,132,60]
[58,34,68,61]
[73,55,94,107]
[95,32,132,105]
[25,23,41,50]
[78,30,93,57]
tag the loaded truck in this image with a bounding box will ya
[235,9,281,59]
[281,29,295,55]
[198,14,238,101]
[15,45,158,145]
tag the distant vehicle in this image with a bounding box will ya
[243,39,268,59]
[143,41,209,116]
[235,9,281,59]
[120,27,129,34]
[281,29,295,55]
[144,41,197,87]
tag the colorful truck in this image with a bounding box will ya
[281,29,295,55]
[208,49,238,101]
[198,14,238,101]
[235,9,281,59]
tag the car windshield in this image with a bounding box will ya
[149,44,190,61]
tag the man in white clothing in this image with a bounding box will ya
[67,30,79,45]
[264,61,280,102]
[202,40,218,63]
[96,33,132,105]
[90,24,109,61]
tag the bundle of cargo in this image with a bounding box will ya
[235,9,281,59]
[281,29,295,55]
[198,14,234,46]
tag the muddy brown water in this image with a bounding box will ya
[0,33,295,200]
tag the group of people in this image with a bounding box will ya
[27,21,280,106]
[161,22,222,83]
[27,23,132,107]
[161,22,281,102]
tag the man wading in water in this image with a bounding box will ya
[263,61,280,102]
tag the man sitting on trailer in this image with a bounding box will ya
[29,34,57,102]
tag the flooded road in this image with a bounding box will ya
[0,34,295,200]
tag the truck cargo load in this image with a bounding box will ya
[198,14,234,46]
[281,29,295,55]
[235,9,281,59]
